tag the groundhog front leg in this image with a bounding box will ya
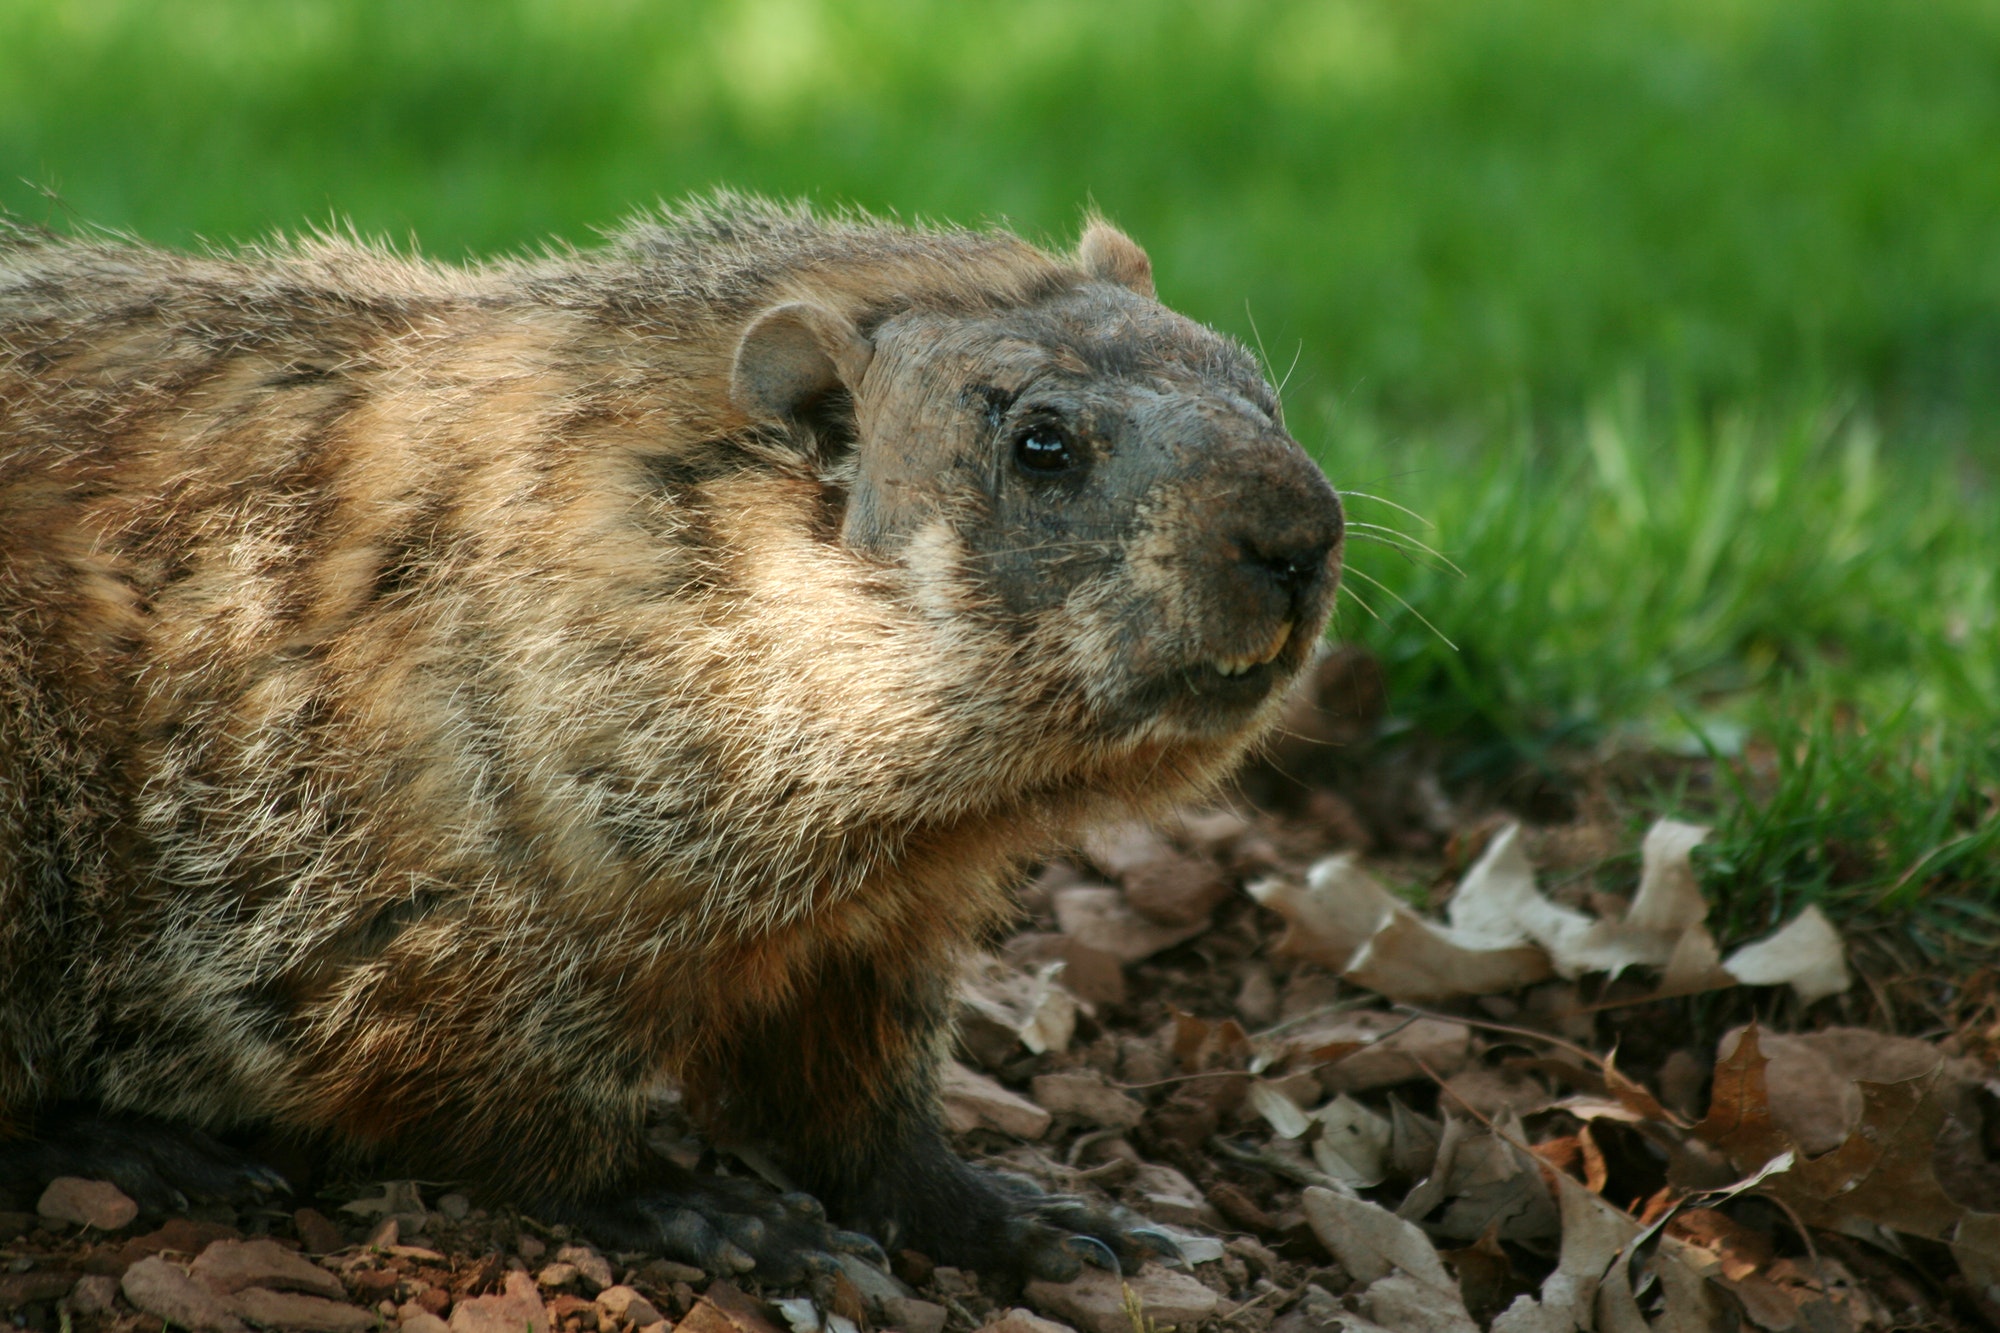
[696,949,1173,1282]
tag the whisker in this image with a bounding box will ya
[1345,523,1463,574]
[1336,581,1381,622]
[1338,489,1436,529]
[1346,531,1457,573]
[1343,567,1457,651]
[1277,341,1303,398]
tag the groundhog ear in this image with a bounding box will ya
[1076,220,1155,298]
[730,302,875,422]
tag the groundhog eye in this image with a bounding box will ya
[1013,425,1077,476]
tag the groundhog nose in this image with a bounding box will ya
[1232,494,1345,611]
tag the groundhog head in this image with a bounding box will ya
[731,221,1344,743]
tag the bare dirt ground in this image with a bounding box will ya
[5,650,1998,1333]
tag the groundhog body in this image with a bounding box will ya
[0,197,1342,1274]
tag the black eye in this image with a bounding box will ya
[1014,424,1077,475]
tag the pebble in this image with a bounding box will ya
[1028,1071,1144,1129]
[436,1193,472,1221]
[192,1237,348,1299]
[67,1273,120,1315]
[882,1295,948,1333]
[401,1311,453,1333]
[0,1272,76,1306]
[534,1261,579,1289]
[833,1252,910,1307]
[555,1243,614,1291]
[121,1255,248,1333]
[448,1270,550,1333]
[232,1286,378,1332]
[37,1176,138,1231]
[1025,1266,1218,1333]
[1130,1163,1219,1228]
[598,1284,666,1326]
[939,1061,1051,1139]
[981,1310,1077,1333]
[294,1207,348,1255]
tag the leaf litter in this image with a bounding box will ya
[4,662,1999,1332]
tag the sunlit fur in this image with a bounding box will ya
[0,196,1336,1221]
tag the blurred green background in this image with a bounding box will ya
[5,0,1996,921]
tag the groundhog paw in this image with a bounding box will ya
[0,1113,289,1216]
[566,1171,881,1287]
[1003,1194,1183,1283]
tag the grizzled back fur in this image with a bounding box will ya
[0,196,1341,1201]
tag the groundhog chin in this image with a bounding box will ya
[1102,639,1313,743]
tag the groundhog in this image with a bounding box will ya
[0,196,1343,1280]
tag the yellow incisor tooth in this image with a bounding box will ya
[1255,621,1294,666]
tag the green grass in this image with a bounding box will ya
[4,0,1998,933]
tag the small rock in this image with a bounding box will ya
[121,1255,249,1333]
[546,1293,598,1326]
[402,1311,453,1333]
[981,1309,1078,1333]
[516,1232,547,1262]
[1122,854,1232,928]
[365,1216,400,1249]
[37,1177,139,1231]
[883,1295,949,1333]
[294,1208,347,1255]
[556,1243,614,1292]
[436,1194,472,1222]
[940,1061,1052,1139]
[232,1286,377,1332]
[834,1252,910,1308]
[192,1238,348,1299]
[67,1273,121,1315]
[0,1272,77,1307]
[1053,886,1206,964]
[449,1270,550,1333]
[536,1261,579,1289]
[1025,1265,1218,1333]
[932,1268,979,1299]
[1130,1164,1219,1228]
[348,1268,403,1303]
[678,1281,788,1333]
[1030,1071,1145,1129]
[598,1285,665,1326]
[639,1257,707,1285]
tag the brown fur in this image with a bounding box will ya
[0,195,1341,1263]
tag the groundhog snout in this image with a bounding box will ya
[1193,436,1345,656]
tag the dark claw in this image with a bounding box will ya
[1127,1227,1184,1266]
[798,1250,843,1279]
[781,1192,827,1221]
[830,1229,889,1265]
[1063,1233,1122,1276]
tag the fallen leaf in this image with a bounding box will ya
[1720,905,1851,1003]
[1300,1187,1481,1333]
[1312,1094,1393,1188]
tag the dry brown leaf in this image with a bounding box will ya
[1488,1167,1643,1333]
[1688,1025,2000,1299]
[1301,1186,1482,1333]
[1255,820,1849,1007]
[1313,1094,1393,1187]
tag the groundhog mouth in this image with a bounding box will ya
[1210,620,1293,678]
